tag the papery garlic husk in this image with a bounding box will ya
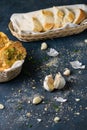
[54,72,66,89]
[43,75,54,91]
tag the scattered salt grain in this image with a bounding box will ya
[47,48,59,57]
[26,112,31,117]
[84,39,87,43]
[28,100,31,104]
[32,86,36,89]
[37,118,42,122]
[85,107,87,110]
[75,98,80,102]
[74,112,80,115]
[70,61,85,69]
[44,107,48,111]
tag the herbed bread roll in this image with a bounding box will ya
[0,32,26,71]
[0,40,26,71]
[9,4,87,42]
[0,32,27,82]
[0,32,9,50]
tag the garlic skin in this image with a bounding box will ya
[54,72,66,89]
[47,48,59,57]
[70,61,85,69]
[43,75,54,91]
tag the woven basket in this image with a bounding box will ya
[0,60,24,82]
[8,4,87,42]
[9,21,87,42]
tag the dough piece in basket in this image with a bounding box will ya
[31,17,43,32]
[0,40,26,71]
[53,7,64,28]
[15,16,43,33]
[38,10,54,31]
[73,8,86,24]
[0,32,9,50]
[62,8,75,26]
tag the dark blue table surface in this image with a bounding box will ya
[0,0,87,130]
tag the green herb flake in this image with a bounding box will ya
[53,104,60,112]
[16,103,23,110]
[28,124,33,128]
[73,49,80,53]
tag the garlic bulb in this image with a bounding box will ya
[43,75,54,91]
[54,72,66,89]
[43,72,66,91]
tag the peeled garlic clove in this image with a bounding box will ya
[0,104,4,110]
[54,74,60,89]
[63,68,70,76]
[41,42,48,50]
[32,96,42,105]
[54,72,66,89]
[43,75,54,91]
[53,117,60,123]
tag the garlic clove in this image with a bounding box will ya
[32,96,42,105]
[41,42,48,50]
[54,72,66,89]
[0,104,4,110]
[53,116,60,123]
[43,75,54,91]
[63,68,71,76]
[54,74,60,89]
